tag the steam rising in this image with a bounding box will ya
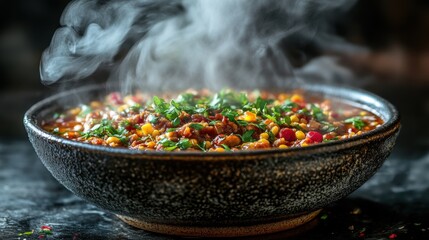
[41,0,356,92]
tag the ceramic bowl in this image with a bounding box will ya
[24,84,400,237]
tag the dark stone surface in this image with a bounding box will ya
[1,140,429,239]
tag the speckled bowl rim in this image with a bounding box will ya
[24,84,400,161]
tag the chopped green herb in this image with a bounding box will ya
[82,119,124,139]
[209,120,219,126]
[159,138,176,148]
[311,104,326,121]
[171,117,181,127]
[189,123,204,130]
[237,120,249,126]
[197,142,207,152]
[321,121,337,132]
[222,109,239,122]
[177,138,192,150]
[153,96,168,113]
[221,144,232,151]
[166,128,177,133]
[344,117,366,130]
[268,131,275,142]
[255,97,269,113]
[164,146,178,151]
[250,122,266,129]
[241,130,255,143]
[280,116,291,125]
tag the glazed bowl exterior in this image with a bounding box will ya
[24,84,400,232]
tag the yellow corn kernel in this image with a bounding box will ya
[279,144,288,149]
[290,115,299,123]
[141,123,154,136]
[215,147,225,152]
[240,111,257,122]
[295,130,305,140]
[106,136,121,144]
[258,139,270,145]
[184,126,191,136]
[146,141,156,148]
[291,94,303,103]
[152,129,160,137]
[136,129,143,137]
[360,111,367,116]
[204,141,212,149]
[271,126,279,136]
[301,142,309,147]
[299,123,307,130]
[260,132,269,140]
[190,139,198,146]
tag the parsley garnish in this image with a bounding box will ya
[344,117,366,130]
[177,139,192,150]
[221,144,232,151]
[222,109,239,122]
[189,123,204,130]
[237,120,249,126]
[209,120,219,126]
[311,104,326,121]
[197,142,207,152]
[241,130,255,143]
[82,119,129,145]
[159,138,193,151]
[171,117,181,127]
[166,128,177,132]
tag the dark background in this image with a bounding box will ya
[1,0,428,148]
[1,0,429,239]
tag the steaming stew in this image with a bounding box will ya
[42,90,383,151]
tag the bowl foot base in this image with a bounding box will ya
[117,209,321,237]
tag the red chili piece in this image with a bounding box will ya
[307,131,323,143]
[279,128,296,141]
